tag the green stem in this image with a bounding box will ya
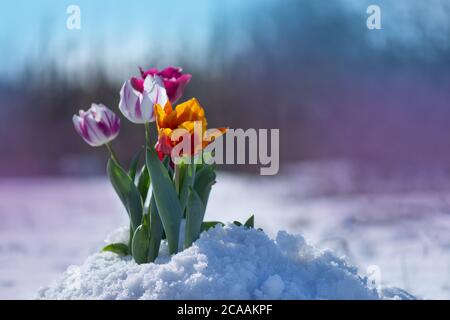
[190,155,197,185]
[145,121,158,145]
[174,164,181,195]
[105,142,119,163]
[144,122,151,145]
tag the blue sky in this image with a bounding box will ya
[0,0,239,78]
[1,0,449,80]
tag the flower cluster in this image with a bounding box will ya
[72,66,250,264]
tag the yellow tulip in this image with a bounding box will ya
[154,98,226,158]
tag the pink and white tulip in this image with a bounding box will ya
[73,103,120,147]
[139,66,192,104]
[119,75,168,124]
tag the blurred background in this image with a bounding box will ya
[1,0,450,299]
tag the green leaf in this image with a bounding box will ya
[184,187,206,248]
[244,215,255,228]
[163,156,174,178]
[233,221,242,226]
[147,194,164,262]
[129,147,144,181]
[146,147,183,254]
[193,165,216,208]
[107,158,143,232]
[131,224,149,264]
[201,221,225,232]
[136,165,151,201]
[128,223,133,249]
[101,243,129,256]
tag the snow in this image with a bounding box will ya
[37,225,399,300]
[1,161,450,299]
[258,275,285,299]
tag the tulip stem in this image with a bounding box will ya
[174,164,181,195]
[105,143,119,163]
[144,122,151,146]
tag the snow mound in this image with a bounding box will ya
[37,225,408,300]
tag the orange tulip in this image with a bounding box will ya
[154,98,226,158]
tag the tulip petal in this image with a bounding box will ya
[85,112,107,146]
[73,115,92,145]
[73,104,120,147]
[130,77,144,93]
[165,73,192,103]
[139,92,154,122]
[96,104,120,139]
[158,66,182,79]
[144,75,168,109]
[119,80,146,124]
[140,67,158,79]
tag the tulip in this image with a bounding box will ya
[73,103,120,147]
[139,66,192,104]
[119,75,168,124]
[154,98,226,158]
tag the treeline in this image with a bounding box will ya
[1,0,450,176]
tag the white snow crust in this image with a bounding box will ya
[38,225,408,300]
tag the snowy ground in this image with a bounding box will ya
[1,161,450,299]
[38,225,393,300]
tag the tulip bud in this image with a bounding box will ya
[73,103,120,147]
[119,75,168,124]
